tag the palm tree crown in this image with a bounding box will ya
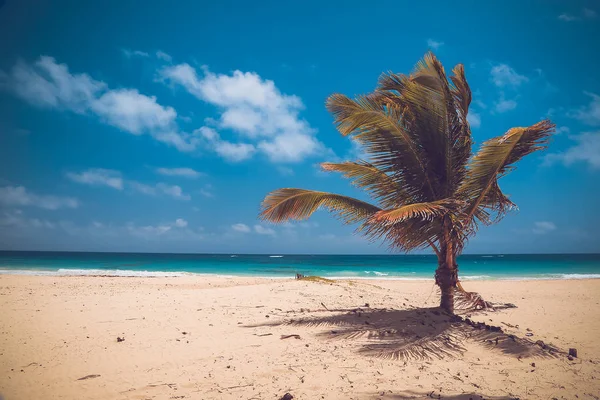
[259,52,554,313]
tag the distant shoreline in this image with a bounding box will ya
[1,268,600,281]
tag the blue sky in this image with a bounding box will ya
[0,0,599,254]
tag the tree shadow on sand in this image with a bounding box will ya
[248,307,563,361]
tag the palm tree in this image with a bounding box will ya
[259,53,554,313]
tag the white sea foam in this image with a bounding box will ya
[0,269,188,277]
[0,269,599,280]
[269,255,284,258]
[363,270,390,276]
[461,275,493,280]
[330,276,430,281]
[504,274,600,280]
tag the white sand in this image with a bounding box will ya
[1,275,599,399]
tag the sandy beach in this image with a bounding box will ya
[1,275,599,400]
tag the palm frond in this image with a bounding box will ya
[260,188,380,224]
[378,53,471,197]
[371,200,461,226]
[459,120,555,226]
[450,64,472,121]
[362,217,443,252]
[326,93,438,201]
[320,161,408,208]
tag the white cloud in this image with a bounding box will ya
[1,56,196,152]
[232,223,250,233]
[254,225,275,235]
[156,183,191,200]
[195,126,255,162]
[532,221,557,234]
[130,181,191,200]
[5,56,106,111]
[122,49,150,58]
[174,218,188,228]
[558,13,578,22]
[467,111,481,128]
[66,168,123,190]
[544,131,600,169]
[258,132,324,163]
[426,39,444,50]
[490,64,528,88]
[91,89,176,134]
[0,186,79,210]
[158,63,325,162]
[555,126,570,134]
[126,218,197,238]
[128,223,172,237]
[570,92,600,126]
[156,167,203,178]
[156,50,172,62]
[0,210,55,229]
[494,97,517,113]
[214,141,256,162]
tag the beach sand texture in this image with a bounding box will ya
[1,275,599,399]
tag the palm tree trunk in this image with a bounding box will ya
[436,259,457,313]
[435,218,458,313]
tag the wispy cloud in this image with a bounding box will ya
[426,39,444,50]
[490,64,528,88]
[0,56,197,152]
[467,111,481,128]
[0,210,56,229]
[122,49,150,58]
[569,92,600,126]
[126,218,193,238]
[231,223,250,233]
[174,218,188,228]
[558,13,578,22]
[66,168,192,199]
[254,224,275,235]
[199,184,215,198]
[158,63,326,163]
[494,95,518,113]
[155,167,203,178]
[156,50,172,62]
[129,182,191,200]
[532,221,557,234]
[0,186,79,210]
[195,126,255,162]
[544,131,600,169]
[66,168,124,189]
[558,8,596,21]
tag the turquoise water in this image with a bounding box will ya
[0,251,599,280]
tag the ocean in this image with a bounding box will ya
[0,251,599,280]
